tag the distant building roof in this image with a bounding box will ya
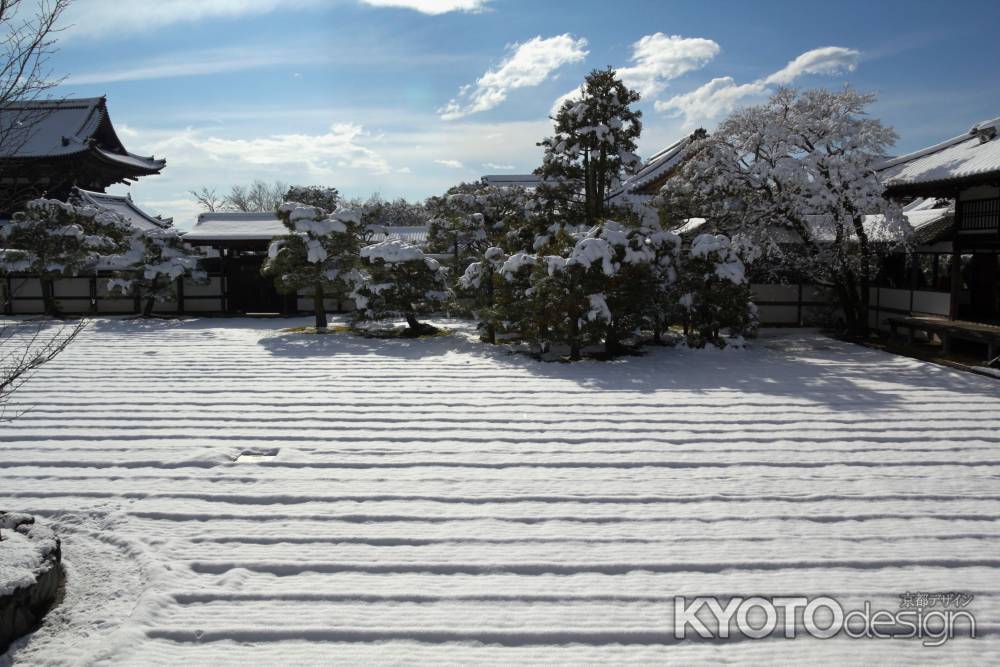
[668,203,950,245]
[184,212,284,242]
[879,117,1000,194]
[372,225,429,244]
[480,174,542,189]
[74,188,171,232]
[608,136,691,201]
[0,97,165,174]
[183,211,429,245]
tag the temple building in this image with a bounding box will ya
[879,117,1000,324]
[0,97,164,214]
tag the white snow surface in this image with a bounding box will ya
[2,319,1000,665]
[0,514,58,596]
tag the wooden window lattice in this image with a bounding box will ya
[960,198,1000,232]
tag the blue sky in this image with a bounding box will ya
[49,0,1000,226]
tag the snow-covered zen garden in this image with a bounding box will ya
[4,1,1000,664]
[0,317,998,664]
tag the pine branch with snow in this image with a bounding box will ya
[104,226,206,317]
[536,67,643,228]
[263,202,365,330]
[353,239,450,336]
[0,198,133,315]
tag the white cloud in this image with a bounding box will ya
[434,159,465,168]
[482,162,514,170]
[550,32,719,115]
[62,0,326,39]
[63,0,483,39]
[359,0,489,13]
[112,115,553,225]
[143,123,392,176]
[441,34,588,120]
[65,47,318,85]
[656,46,862,127]
[618,33,721,98]
[764,46,861,86]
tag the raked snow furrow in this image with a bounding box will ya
[2,317,999,666]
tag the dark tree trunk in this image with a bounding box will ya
[313,283,328,330]
[405,312,422,335]
[568,316,581,361]
[42,279,57,316]
[834,276,865,335]
[604,321,619,356]
[143,296,156,317]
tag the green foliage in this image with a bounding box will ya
[536,67,643,227]
[283,185,340,212]
[262,202,364,328]
[353,239,450,334]
[0,198,131,279]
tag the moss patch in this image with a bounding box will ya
[278,325,353,334]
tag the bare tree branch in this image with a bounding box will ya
[0,319,83,422]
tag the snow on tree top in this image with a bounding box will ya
[361,238,427,265]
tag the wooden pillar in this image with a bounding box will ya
[89,276,98,314]
[950,198,962,321]
[219,247,228,314]
[176,277,185,315]
[797,283,803,326]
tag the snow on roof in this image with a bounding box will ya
[75,188,170,233]
[184,212,286,242]
[671,218,708,235]
[0,97,164,172]
[372,225,429,244]
[184,211,431,245]
[879,117,1000,189]
[609,136,690,200]
[480,174,542,188]
[668,206,950,244]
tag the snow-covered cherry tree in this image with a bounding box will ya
[262,203,364,331]
[662,87,906,333]
[105,226,206,317]
[536,67,643,227]
[353,239,450,336]
[0,199,132,315]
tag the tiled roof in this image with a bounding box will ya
[75,188,171,233]
[184,211,430,245]
[608,136,690,200]
[0,97,164,172]
[879,117,1000,190]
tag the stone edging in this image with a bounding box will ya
[0,514,63,655]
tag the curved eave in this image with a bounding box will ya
[885,170,1000,198]
[91,147,165,175]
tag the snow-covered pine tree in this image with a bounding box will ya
[427,210,486,267]
[675,233,757,347]
[0,199,132,315]
[105,225,206,317]
[662,87,906,334]
[262,203,364,331]
[643,227,683,343]
[353,239,449,336]
[493,251,576,357]
[457,246,507,343]
[536,67,643,228]
[283,185,340,212]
